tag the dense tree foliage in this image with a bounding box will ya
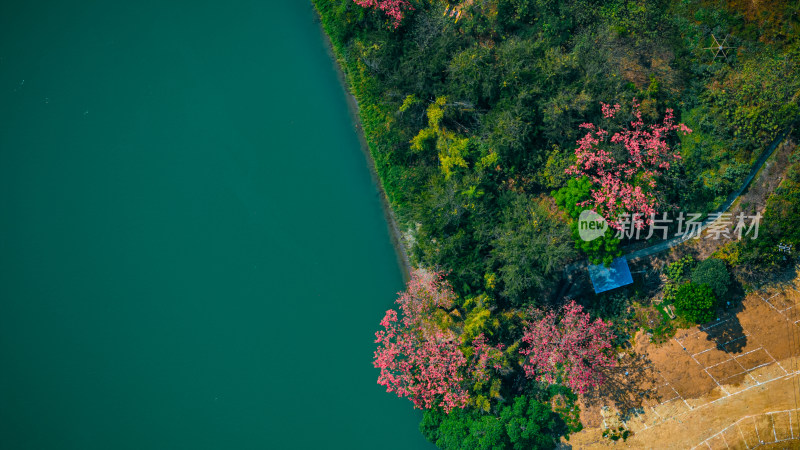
[491,195,575,303]
[420,395,568,450]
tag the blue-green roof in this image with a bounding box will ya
[588,257,633,294]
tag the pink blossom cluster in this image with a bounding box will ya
[601,102,621,118]
[374,309,469,412]
[567,100,692,230]
[373,270,469,413]
[353,0,414,29]
[519,301,616,394]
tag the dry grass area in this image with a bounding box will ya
[564,279,800,449]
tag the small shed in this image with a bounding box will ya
[588,257,633,294]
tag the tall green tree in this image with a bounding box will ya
[690,258,730,299]
[491,194,576,304]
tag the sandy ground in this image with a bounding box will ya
[564,279,800,448]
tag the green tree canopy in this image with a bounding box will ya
[491,194,576,304]
[690,258,731,299]
[420,395,567,450]
[553,176,621,265]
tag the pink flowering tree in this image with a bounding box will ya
[374,309,469,412]
[374,270,511,412]
[373,269,469,412]
[566,100,692,230]
[353,0,414,29]
[519,301,616,394]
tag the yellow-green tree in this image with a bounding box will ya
[411,97,471,179]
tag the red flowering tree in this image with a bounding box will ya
[519,301,616,394]
[353,0,414,29]
[373,270,468,412]
[374,310,469,412]
[566,100,692,230]
[373,270,506,413]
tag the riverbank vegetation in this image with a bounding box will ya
[313,0,799,446]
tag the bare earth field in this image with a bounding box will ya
[565,279,800,449]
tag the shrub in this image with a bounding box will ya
[674,283,717,324]
[553,176,622,265]
[662,255,695,303]
[664,255,695,282]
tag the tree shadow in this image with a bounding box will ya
[736,260,800,293]
[627,258,668,299]
[707,262,800,353]
[582,353,659,422]
[704,312,747,353]
[752,262,800,293]
[554,267,593,305]
[703,276,749,353]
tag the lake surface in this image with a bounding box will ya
[0,1,432,448]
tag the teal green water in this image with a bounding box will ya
[0,2,432,448]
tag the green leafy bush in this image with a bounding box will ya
[662,255,695,303]
[420,395,568,450]
[674,283,717,324]
[602,425,630,442]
